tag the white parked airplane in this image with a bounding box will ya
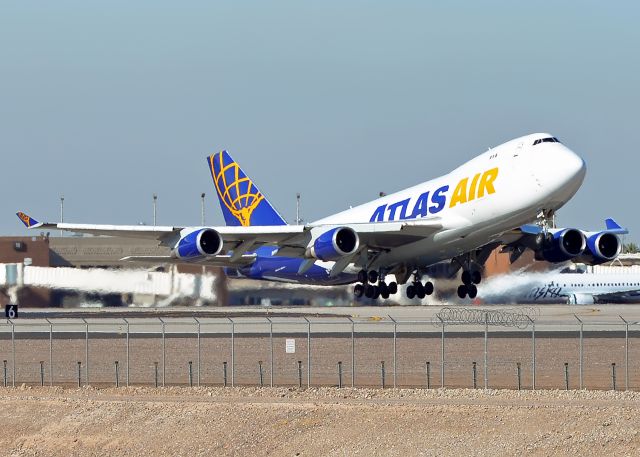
[17,133,627,301]
[480,266,640,305]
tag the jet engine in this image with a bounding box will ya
[307,227,359,261]
[173,228,223,259]
[581,231,622,264]
[536,228,586,263]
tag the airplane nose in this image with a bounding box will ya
[533,145,586,199]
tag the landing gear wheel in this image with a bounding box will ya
[357,270,368,284]
[467,284,478,299]
[354,284,364,298]
[379,282,389,298]
[372,285,381,299]
[367,270,379,284]
[424,281,434,295]
[388,282,398,295]
[415,282,426,299]
[461,270,472,285]
[406,285,416,299]
[471,270,481,285]
[457,285,468,299]
[365,284,376,298]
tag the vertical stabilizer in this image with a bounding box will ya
[208,151,287,227]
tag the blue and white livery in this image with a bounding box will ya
[17,133,628,301]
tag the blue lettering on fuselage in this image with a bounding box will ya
[370,185,450,222]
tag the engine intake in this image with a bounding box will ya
[584,232,621,264]
[309,227,359,261]
[538,228,586,263]
[174,228,223,259]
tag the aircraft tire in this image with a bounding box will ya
[372,285,380,299]
[457,285,467,299]
[354,284,364,298]
[467,284,478,299]
[388,282,398,295]
[471,270,481,284]
[461,270,471,285]
[368,270,379,284]
[406,285,416,299]
[357,270,368,283]
[365,285,376,298]
[415,282,426,299]
[379,282,389,296]
[424,281,434,295]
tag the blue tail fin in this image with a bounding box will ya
[208,150,287,227]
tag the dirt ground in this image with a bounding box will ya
[1,386,639,456]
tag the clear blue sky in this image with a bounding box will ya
[1,2,638,241]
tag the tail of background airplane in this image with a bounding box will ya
[208,150,287,227]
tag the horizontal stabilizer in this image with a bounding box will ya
[604,218,628,235]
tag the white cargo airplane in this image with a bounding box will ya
[17,133,627,301]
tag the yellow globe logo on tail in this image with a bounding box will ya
[210,151,264,227]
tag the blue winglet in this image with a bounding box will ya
[604,218,628,235]
[16,211,40,228]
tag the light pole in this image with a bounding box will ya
[296,193,301,225]
[153,193,157,227]
[201,193,206,226]
[59,196,64,237]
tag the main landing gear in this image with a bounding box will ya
[457,268,481,299]
[353,270,398,300]
[406,274,434,300]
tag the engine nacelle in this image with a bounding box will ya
[173,228,223,260]
[581,232,621,265]
[307,227,359,261]
[536,228,586,263]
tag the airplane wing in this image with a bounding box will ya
[17,211,443,264]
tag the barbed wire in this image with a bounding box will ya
[432,307,539,329]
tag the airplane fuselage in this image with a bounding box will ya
[233,133,586,284]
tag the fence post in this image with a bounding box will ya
[484,312,488,389]
[123,318,130,388]
[389,316,397,389]
[426,361,431,389]
[337,361,343,388]
[611,363,617,391]
[438,316,445,388]
[516,362,521,391]
[297,361,302,388]
[381,361,385,389]
[83,319,89,386]
[77,361,82,388]
[472,361,477,389]
[349,317,355,388]
[574,315,583,390]
[115,361,119,387]
[564,362,569,390]
[11,321,15,387]
[160,318,166,387]
[305,317,311,388]
[620,316,629,391]
[39,361,44,387]
[268,317,274,388]
[189,361,193,387]
[229,318,235,388]
[258,361,264,387]
[194,318,201,387]
[154,362,159,388]
[3,360,6,387]
[529,317,536,390]
[47,318,53,386]
[223,361,228,387]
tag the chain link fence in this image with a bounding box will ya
[0,311,637,390]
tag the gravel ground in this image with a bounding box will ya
[1,386,639,456]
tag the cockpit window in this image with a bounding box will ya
[533,137,561,146]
